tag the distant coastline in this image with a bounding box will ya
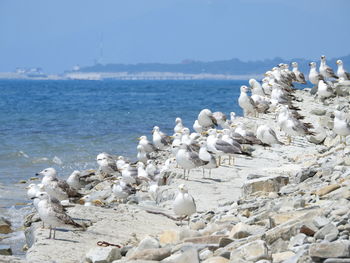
[0,72,262,81]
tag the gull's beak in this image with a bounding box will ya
[137,137,141,141]
[201,131,208,135]
[217,130,223,133]
[169,136,174,139]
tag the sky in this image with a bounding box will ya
[0,0,349,73]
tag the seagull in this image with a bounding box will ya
[198,141,218,178]
[238,85,257,117]
[136,144,150,164]
[171,132,182,156]
[173,184,196,224]
[152,126,172,150]
[206,129,250,166]
[26,183,45,210]
[138,135,157,153]
[112,177,136,202]
[336,60,350,80]
[37,168,80,201]
[66,170,87,190]
[96,153,119,178]
[116,156,127,170]
[120,164,137,184]
[320,55,338,79]
[291,62,306,84]
[197,109,217,129]
[174,117,185,133]
[256,124,283,146]
[333,110,350,144]
[175,143,207,180]
[136,162,151,182]
[249,79,265,96]
[146,160,159,178]
[318,79,334,102]
[309,62,324,85]
[261,78,272,95]
[193,120,204,133]
[36,192,82,239]
[213,112,227,128]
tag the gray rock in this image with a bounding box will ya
[313,216,330,229]
[324,259,350,263]
[0,217,11,234]
[314,223,339,240]
[294,168,318,184]
[136,236,160,251]
[243,176,289,196]
[309,240,350,259]
[161,247,199,263]
[311,109,327,116]
[230,240,270,262]
[0,245,12,256]
[128,247,171,261]
[289,233,307,248]
[85,247,121,263]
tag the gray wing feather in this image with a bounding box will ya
[215,140,241,154]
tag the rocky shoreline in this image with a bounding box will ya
[3,85,350,262]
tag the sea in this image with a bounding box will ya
[0,79,244,255]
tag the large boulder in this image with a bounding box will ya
[243,176,289,197]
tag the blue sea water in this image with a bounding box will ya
[0,79,244,205]
[0,79,245,255]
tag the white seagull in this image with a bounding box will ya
[173,184,196,223]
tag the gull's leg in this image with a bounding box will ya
[218,156,221,166]
[53,228,56,239]
[49,227,52,239]
[287,136,292,145]
[202,168,205,178]
[42,222,45,229]
[209,169,211,178]
[183,169,185,179]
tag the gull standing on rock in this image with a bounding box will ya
[333,110,350,144]
[38,168,80,201]
[120,164,137,184]
[173,184,196,224]
[112,178,136,202]
[66,170,87,190]
[249,79,265,96]
[238,85,257,117]
[336,60,350,80]
[174,117,185,133]
[291,62,306,84]
[308,62,325,94]
[138,136,157,153]
[193,120,203,133]
[36,192,82,239]
[27,183,44,210]
[175,143,207,180]
[198,141,218,178]
[320,55,338,79]
[197,109,217,129]
[256,124,283,146]
[152,126,172,150]
[137,145,150,164]
[317,80,334,102]
[96,153,119,177]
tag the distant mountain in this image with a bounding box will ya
[77,55,350,75]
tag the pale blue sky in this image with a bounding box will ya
[0,0,349,73]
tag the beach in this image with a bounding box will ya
[2,84,350,262]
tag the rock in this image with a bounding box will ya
[0,255,25,263]
[0,245,12,256]
[199,248,213,261]
[229,222,252,239]
[315,184,341,197]
[162,247,199,263]
[324,259,350,263]
[85,247,121,263]
[309,240,350,259]
[299,222,318,236]
[243,176,289,196]
[288,233,307,248]
[202,256,229,263]
[183,235,227,245]
[314,223,339,240]
[313,216,330,228]
[137,236,160,251]
[311,109,327,116]
[219,237,233,247]
[294,168,318,183]
[159,230,180,245]
[128,247,171,261]
[0,217,11,234]
[272,251,295,263]
[308,129,327,145]
[190,219,207,231]
[230,240,270,262]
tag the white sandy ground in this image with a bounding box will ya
[22,89,329,262]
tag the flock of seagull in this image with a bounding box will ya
[26,55,350,238]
